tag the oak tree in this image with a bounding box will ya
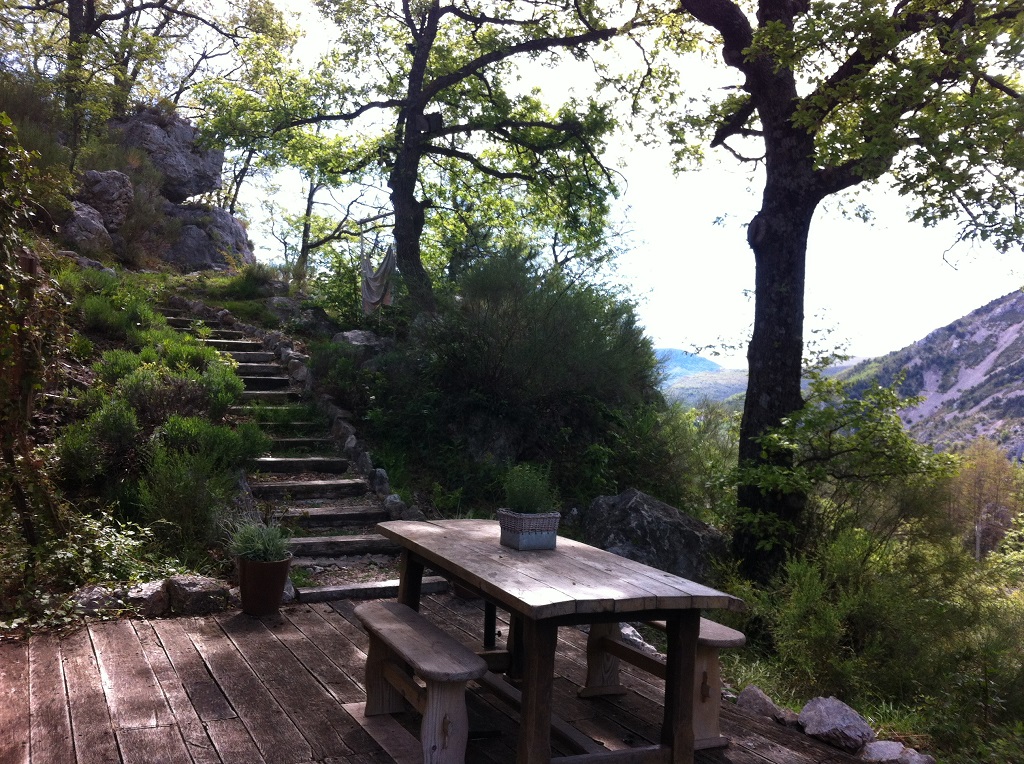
[648,0,1024,580]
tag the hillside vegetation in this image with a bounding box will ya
[844,289,1024,455]
[2,10,1024,761]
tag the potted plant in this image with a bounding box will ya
[229,520,292,616]
[496,463,560,550]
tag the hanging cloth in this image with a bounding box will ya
[361,245,396,314]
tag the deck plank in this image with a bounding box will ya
[3,599,889,764]
[214,611,358,761]
[204,718,268,764]
[62,627,120,764]
[29,633,74,764]
[89,620,172,730]
[132,620,221,764]
[277,605,366,702]
[116,725,192,763]
[151,619,235,722]
[180,615,313,764]
[0,639,30,764]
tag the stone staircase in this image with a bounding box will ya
[160,305,448,603]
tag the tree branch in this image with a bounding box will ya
[423,144,534,181]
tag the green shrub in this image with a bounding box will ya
[200,362,245,419]
[228,521,290,561]
[503,464,558,513]
[363,254,667,508]
[137,444,236,563]
[55,421,104,488]
[95,349,144,385]
[115,364,209,427]
[154,416,269,469]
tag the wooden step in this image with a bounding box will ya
[250,478,368,500]
[230,351,277,363]
[242,375,291,391]
[288,534,399,556]
[296,576,449,603]
[159,307,183,318]
[270,437,336,453]
[236,363,281,376]
[241,389,300,403]
[164,315,196,328]
[252,456,349,474]
[203,338,264,351]
[282,505,387,527]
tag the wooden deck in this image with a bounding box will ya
[0,593,861,764]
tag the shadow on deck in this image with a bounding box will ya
[0,593,861,763]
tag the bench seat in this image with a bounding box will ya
[579,617,745,750]
[355,601,487,764]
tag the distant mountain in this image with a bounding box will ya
[663,369,749,408]
[656,349,721,386]
[841,289,1024,456]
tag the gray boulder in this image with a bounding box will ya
[579,489,728,584]
[737,685,800,726]
[112,107,222,202]
[62,202,113,255]
[800,696,876,753]
[166,575,229,615]
[861,741,907,762]
[71,584,121,615]
[164,204,254,271]
[125,580,170,618]
[77,170,133,231]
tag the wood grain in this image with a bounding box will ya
[29,633,74,764]
[0,639,30,764]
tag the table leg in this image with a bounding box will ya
[396,551,424,610]
[484,601,497,650]
[662,609,700,764]
[517,619,557,764]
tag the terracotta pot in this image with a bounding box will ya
[237,556,292,616]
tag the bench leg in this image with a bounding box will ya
[693,645,727,749]
[422,680,470,764]
[363,636,406,716]
[578,622,627,698]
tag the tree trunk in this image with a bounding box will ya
[389,154,436,314]
[733,166,820,583]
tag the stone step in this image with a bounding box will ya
[203,328,247,340]
[230,351,277,363]
[202,338,264,352]
[270,437,336,453]
[288,534,399,557]
[241,389,300,403]
[252,456,349,474]
[241,375,291,391]
[296,576,449,603]
[250,478,369,500]
[281,505,387,527]
[236,363,281,376]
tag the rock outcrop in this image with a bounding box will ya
[164,204,254,271]
[62,201,114,255]
[579,488,728,584]
[76,170,133,231]
[111,107,222,202]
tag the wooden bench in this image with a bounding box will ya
[354,601,488,764]
[579,617,746,750]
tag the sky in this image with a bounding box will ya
[272,3,1024,371]
[608,145,1024,369]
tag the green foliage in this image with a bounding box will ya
[502,464,558,514]
[228,521,290,562]
[153,416,270,470]
[307,339,379,414]
[362,254,669,508]
[738,372,959,552]
[136,444,237,565]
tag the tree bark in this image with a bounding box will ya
[731,58,826,582]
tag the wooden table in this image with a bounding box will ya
[376,519,745,764]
